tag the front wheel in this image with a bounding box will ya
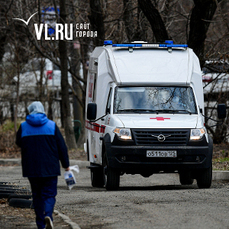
[103,152,120,190]
[179,171,194,185]
[196,166,212,189]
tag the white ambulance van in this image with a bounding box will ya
[85,40,226,190]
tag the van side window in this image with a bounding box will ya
[93,74,97,102]
[106,88,112,114]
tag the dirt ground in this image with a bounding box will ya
[0,198,71,228]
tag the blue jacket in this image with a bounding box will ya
[16,114,69,177]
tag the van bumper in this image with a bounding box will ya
[107,144,212,173]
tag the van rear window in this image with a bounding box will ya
[114,86,197,114]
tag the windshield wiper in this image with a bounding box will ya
[154,109,193,114]
[117,109,194,114]
[176,110,193,114]
[117,109,157,113]
[154,109,176,114]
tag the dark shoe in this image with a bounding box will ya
[45,216,54,229]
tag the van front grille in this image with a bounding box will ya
[132,129,189,146]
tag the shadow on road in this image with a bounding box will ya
[62,184,198,192]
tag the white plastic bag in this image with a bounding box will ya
[64,165,80,190]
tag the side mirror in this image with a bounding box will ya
[106,107,110,114]
[87,103,97,121]
[217,104,226,119]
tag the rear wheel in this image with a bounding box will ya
[90,168,104,188]
[196,166,212,189]
[103,152,120,190]
[179,171,194,185]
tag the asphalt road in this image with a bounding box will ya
[1,166,229,229]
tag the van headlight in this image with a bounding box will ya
[113,128,132,140]
[190,128,206,141]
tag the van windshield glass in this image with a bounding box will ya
[114,86,197,114]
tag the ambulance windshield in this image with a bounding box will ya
[114,86,197,114]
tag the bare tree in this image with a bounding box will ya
[138,0,170,42]
[188,0,223,67]
[1,0,229,146]
[89,0,105,46]
[59,0,77,149]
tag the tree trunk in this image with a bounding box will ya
[89,0,105,46]
[68,0,84,148]
[123,0,135,42]
[188,0,221,67]
[59,0,77,150]
[70,43,84,147]
[138,0,169,42]
[0,36,6,66]
[14,61,20,136]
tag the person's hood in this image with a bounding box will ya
[26,113,49,126]
[27,101,45,115]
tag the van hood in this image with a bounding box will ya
[115,114,198,129]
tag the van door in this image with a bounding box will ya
[87,72,97,163]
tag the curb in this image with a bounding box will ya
[0,158,90,169]
[212,171,229,181]
[54,210,81,229]
[0,158,21,166]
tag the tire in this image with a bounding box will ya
[196,166,212,189]
[9,198,34,209]
[0,193,12,199]
[0,187,21,191]
[0,188,31,195]
[91,168,104,188]
[0,189,20,194]
[179,171,194,185]
[103,152,120,191]
[0,185,19,188]
[0,182,9,185]
[8,194,32,202]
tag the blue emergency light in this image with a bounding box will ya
[159,44,188,48]
[165,40,174,44]
[103,40,188,49]
[112,44,142,47]
[104,40,113,45]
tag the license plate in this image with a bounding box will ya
[146,150,177,158]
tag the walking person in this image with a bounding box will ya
[16,101,70,229]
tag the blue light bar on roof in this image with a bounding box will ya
[112,44,142,47]
[159,44,188,48]
[112,43,188,48]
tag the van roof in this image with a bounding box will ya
[90,41,200,86]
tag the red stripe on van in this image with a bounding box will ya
[85,120,106,133]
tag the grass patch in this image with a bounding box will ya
[0,120,21,132]
[213,157,229,163]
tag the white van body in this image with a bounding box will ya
[85,41,213,190]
